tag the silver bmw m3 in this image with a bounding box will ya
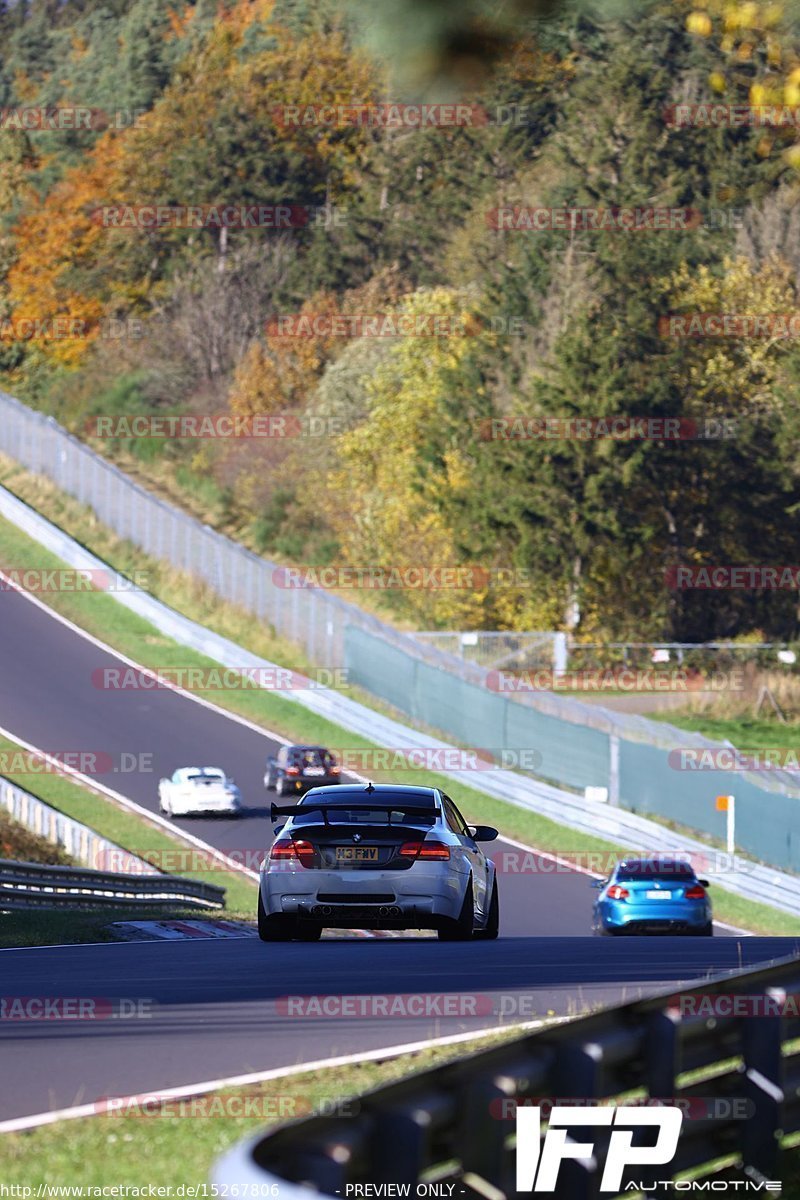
[258,782,499,942]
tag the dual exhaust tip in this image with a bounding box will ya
[310,904,401,917]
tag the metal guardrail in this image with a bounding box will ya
[213,955,800,1198]
[0,858,225,910]
[0,775,160,875]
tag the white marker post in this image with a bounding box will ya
[716,794,735,854]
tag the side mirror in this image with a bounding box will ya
[273,823,285,836]
[469,825,499,842]
[591,878,606,889]
[699,878,710,887]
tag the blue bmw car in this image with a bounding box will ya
[592,857,713,936]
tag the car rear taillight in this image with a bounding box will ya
[684,885,706,900]
[269,838,315,866]
[606,885,629,900]
[285,766,300,776]
[399,840,450,861]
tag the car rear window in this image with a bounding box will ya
[290,807,435,828]
[291,749,332,768]
[616,863,695,882]
[290,794,436,828]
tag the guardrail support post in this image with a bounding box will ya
[609,735,620,806]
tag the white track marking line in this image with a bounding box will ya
[0,1018,566,1135]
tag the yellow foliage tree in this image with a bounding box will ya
[6,136,125,368]
[684,1,800,166]
[318,287,501,627]
[662,254,797,418]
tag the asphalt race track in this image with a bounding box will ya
[0,582,616,934]
[2,936,799,1122]
[1,584,798,1124]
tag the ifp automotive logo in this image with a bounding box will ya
[516,1105,683,1192]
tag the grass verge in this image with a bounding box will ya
[1,477,800,934]
[2,1024,799,1190]
[650,709,800,752]
[0,1025,537,1184]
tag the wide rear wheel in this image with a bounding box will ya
[258,891,294,942]
[473,879,499,940]
[438,880,474,941]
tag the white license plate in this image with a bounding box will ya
[304,767,325,776]
[646,890,672,900]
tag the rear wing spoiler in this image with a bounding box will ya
[270,802,438,825]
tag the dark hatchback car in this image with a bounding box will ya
[264,744,341,795]
[592,856,713,936]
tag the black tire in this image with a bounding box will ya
[295,923,322,942]
[265,774,275,791]
[277,776,287,797]
[257,891,294,942]
[473,879,499,940]
[693,922,714,937]
[438,880,475,941]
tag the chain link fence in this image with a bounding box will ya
[411,630,568,671]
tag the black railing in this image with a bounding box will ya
[0,858,225,909]
[217,955,800,1198]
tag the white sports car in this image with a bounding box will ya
[158,767,242,818]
